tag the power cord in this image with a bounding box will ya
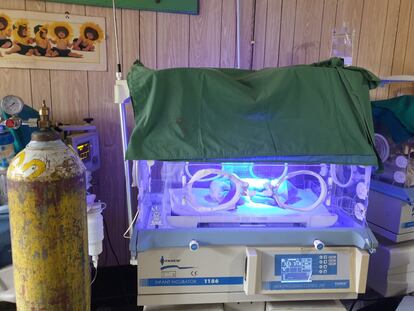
[103,217,120,266]
[123,208,139,239]
[104,215,133,305]
[349,299,358,311]
[90,265,98,285]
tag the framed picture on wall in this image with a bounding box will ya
[0,9,106,71]
[46,0,199,14]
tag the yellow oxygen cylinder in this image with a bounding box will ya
[7,103,90,310]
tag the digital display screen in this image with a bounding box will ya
[280,257,312,283]
[77,142,91,162]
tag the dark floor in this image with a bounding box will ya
[0,302,15,311]
[92,265,142,311]
[0,298,404,311]
[0,265,142,311]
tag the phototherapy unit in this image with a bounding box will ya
[114,58,385,307]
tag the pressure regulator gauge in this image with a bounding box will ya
[0,95,24,115]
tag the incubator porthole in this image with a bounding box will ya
[330,164,355,188]
[374,133,390,163]
[354,203,366,221]
[356,182,368,200]
[394,171,406,184]
[185,168,244,213]
[395,156,408,169]
[273,170,328,212]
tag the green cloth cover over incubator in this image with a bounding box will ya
[126,58,380,165]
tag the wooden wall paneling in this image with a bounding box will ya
[0,0,32,105]
[0,0,26,9]
[319,0,338,60]
[25,0,44,10]
[121,9,140,73]
[156,12,189,68]
[238,0,255,69]
[189,0,222,67]
[335,0,364,65]
[220,0,236,68]
[403,3,414,72]
[376,0,401,99]
[86,5,128,266]
[251,0,267,69]
[25,0,52,110]
[356,0,388,73]
[263,0,282,67]
[45,2,89,122]
[278,0,297,67]
[400,1,414,95]
[139,11,156,69]
[292,0,324,65]
[356,0,389,100]
[389,0,413,97]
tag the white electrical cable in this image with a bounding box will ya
[272,170,328,212]
[123,208,140,239]
[113,0,134,230]
[112,0,121,79]
[90,265,98,285]
[236,0,241,69]
[330,164,355,188]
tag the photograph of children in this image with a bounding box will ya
[0,9,106,71]
[0,13,12,50]
[49,22,82,58]
[73,22,104,52]
[6,19,36,56]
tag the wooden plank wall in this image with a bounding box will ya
[252,0,414,98]
[0,0,413,265]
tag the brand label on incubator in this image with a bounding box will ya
[139,277,244,287]
[262,280,350,290]
[402,221,414,229]
[160,256,181,265]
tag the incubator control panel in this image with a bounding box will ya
[260,249,351,292]
[137,246,367,299]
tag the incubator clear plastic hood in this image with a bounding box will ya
[130,161,377,254]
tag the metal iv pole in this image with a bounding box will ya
[112,0,133,228]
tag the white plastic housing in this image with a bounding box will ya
[87,203,104,258]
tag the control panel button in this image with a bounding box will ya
[313,239,325,251]
[189,240,199,252]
